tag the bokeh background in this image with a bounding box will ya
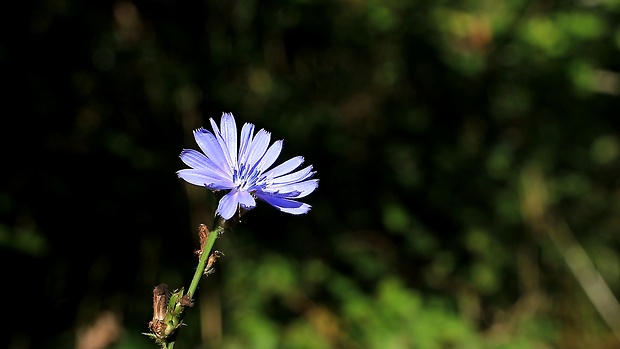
[3,0,620,348]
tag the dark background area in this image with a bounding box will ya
[3,0,620,348]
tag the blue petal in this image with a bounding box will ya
[209,118,220,134]
[216,189,257,219]
[266,179,319,198]
[271,165,314,185]
[193,128,232,176]
[246,129,271,169]
[180,149,229,179]
[262,156,304,180]
[209,115,236,170]
[220,113,238,166]
[238,122,256,169]
[255,140,283,172]
[281,203,311,214]
[255,194,312,215]
[177,169,235,190]
[237,190,257,209]
[217,190,240,220]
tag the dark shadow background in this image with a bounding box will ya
[3,1,620,348]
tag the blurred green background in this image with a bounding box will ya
[3,0,620,348]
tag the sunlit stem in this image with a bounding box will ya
[165,221,225,349]
[189,224,223,297]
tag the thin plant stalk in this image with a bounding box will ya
[165,222,224,349]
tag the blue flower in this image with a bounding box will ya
[177,112,319,220]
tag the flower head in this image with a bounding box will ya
[177,112,319,220]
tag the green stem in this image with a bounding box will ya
[188,224,223,298]
[165,222,224,349]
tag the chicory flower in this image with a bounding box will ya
[177,112,318,220]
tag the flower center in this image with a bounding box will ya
[232,163,261,191]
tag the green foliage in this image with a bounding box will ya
[214,255,558,349]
